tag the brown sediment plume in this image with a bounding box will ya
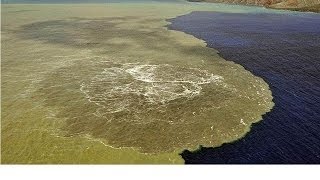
[2,3,273,163]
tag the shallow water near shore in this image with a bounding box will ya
[1,2,280,164]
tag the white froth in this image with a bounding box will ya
[80,63,224,116]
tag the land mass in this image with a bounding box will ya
[187,0,320,12]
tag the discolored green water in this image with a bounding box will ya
[1,3,274,164]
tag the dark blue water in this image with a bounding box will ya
[168,12,320,164]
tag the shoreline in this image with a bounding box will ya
[186,0,320,13]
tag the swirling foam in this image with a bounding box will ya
[80,63,223,117]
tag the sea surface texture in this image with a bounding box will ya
[2,3,274,163]
[168,12,320,163]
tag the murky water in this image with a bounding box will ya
[2,3,273,163]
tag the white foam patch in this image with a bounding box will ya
[80,63,223,116]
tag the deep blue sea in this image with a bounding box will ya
[168,12,320,164]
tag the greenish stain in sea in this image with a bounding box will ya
[1,3,274,164]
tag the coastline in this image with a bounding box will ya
[186,0,320,13]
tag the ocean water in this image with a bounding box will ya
[3,1,318,164]
[2,3,275,163]
[168,12,320,163]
